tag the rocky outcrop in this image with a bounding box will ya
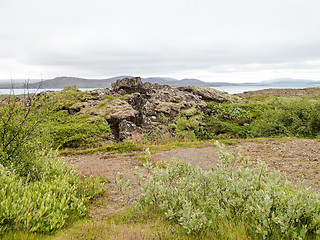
[87,89,112,100]
[69,102,88,114]
[65,77,235,141]
[111,77,147,94]
[177,86,234,102]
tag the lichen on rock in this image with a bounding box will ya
[62,77,235,141]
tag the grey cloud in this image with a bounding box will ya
[1,0,320,81]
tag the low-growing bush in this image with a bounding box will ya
[0,150,104,234]
[0,92,105,235]
[44,112,111,149]
[54,86,90,109]
[252,97,320,138]
[199,102,264,139]
[0,93,52,177]
[174,113,200,142]
[136,142,320,239]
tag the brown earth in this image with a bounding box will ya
[235,87,320,99]
[62,138,320,219]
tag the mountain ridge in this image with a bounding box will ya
[21,76,238,89]
[0,77,319,89]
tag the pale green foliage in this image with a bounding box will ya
[137,142,320,239]
[0,93,105,235]
[116,172,132,194]
[170,112,205,142]
[116,172,132,204]
[0,150,104,234]
[144,147,151,161]
[0,94,51,177]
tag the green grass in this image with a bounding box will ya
[5,87,320,239]
[0,232,47,240]
[43,112,112,149]
[35,206,256,240]
[60,141,143,156]
[60,138,241,157]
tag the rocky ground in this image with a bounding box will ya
[62,138,320,220]
[60,82,320,220]
[236,87,320,99]
[64,77,234,141]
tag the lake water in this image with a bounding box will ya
[1,84,320,95]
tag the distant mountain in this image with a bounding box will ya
[260,78,320,86]
[1,76,319,89]
[28,76,132,89]
[165,78,236,87]
[142,77,178,84]
[0,79,39,88]
[23,76,237,89]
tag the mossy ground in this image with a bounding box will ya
[3,88,320,239]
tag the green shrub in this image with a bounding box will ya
[0,94,51,177]
[174,113,200,142]
[136,142,320,239]
[208,102,254,123]
[53,87,90,110]
[63,84,79,91]
[251,98,320,138]
[200,117,251,139]
[199,102,264,139]
[44,112,111,149]
[0,150,104,234]
[0,93,105,235]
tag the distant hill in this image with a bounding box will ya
[23,76,237,89]
[142,77,178,84]
[27,76,132,89]
[261,78,320,86]
[0,79,39,88]
[2,76,318,90]
[166,78,236,87]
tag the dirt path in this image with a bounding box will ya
[62,138,320,219]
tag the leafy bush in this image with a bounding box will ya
[0,93,105,235]
[174,113,201,142]
[136,142,320,239]
[0,151,104,234]
[0,94,51,177]
[251,98,320,138]
[209,102,254,123]
[198,102,264,139]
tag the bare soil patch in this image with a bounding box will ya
[236,87,320,99]
[62,138,320,219]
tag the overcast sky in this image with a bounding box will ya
[1,0,320,82]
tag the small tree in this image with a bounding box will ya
[0,91,52,178]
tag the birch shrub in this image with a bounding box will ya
[0,150,104,234]
[251,97,320,138]
[0,93,51,178]
[136,142,320,239]
[0,93,105,235]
